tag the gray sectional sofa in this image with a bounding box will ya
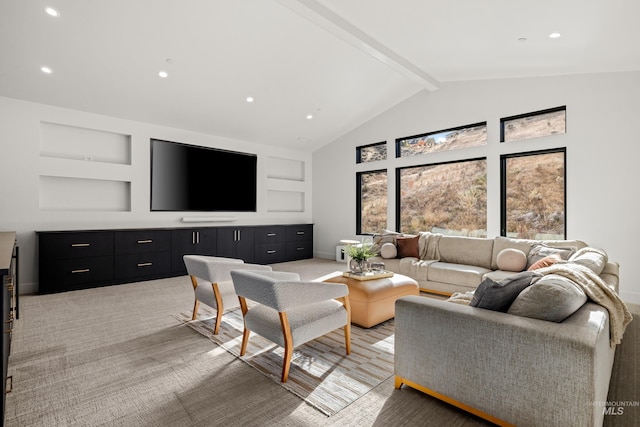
[370,232,632,427]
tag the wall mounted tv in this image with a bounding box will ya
[150,139,257,212]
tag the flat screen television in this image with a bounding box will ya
[150,139,257,212]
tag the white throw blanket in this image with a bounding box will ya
[535,262,632,346]
[419,232,441,260]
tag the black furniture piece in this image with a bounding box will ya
[0,232,17,427]
[38,224,314,294]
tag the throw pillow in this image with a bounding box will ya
[496,248,527,272]
[568,247,608,275]
[526,244,575,269]
[527,254,562,271]
[507,274,587,322]
[470,271,540,312]
[379,242,397,259]
[396,235,420,258]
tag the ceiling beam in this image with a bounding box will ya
[276,0,440,91]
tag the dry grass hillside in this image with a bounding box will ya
[361,112,565,238]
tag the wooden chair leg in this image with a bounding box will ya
[279,312,293,383]
[240,327,250,356]
[344,323,351,355]
[189,275,200,320]
[239,297,250,356]
[191,300,200,321]
[212,282,224,335]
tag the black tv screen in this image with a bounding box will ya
[150,139,257,212]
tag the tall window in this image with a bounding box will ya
[501,148,566,239]
[501,106,566,143]
[396,122,486,158]
[357,170,387,234]
[397,158,487,236]
[357,142,387,163]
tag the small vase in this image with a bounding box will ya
[349,259,369,274]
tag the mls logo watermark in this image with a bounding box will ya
[591,400,639,416]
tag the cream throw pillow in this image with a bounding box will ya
[380,242,397,259]
[496,248,527,272]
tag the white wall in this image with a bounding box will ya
[0,96,313,294]
[313,71,640,304]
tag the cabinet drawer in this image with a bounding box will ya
[115,230,171,254]
[286,225,313,242]
[254,243,286,264]
[115,251,171,279]
[40,256,114,293]
[286,240,313,260]
[39,231,114,259]
[254,226,286,245]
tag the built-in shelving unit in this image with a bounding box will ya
[38,122,132,212]
[266,156,306,213]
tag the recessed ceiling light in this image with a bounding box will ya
[45,7,59,17]
[306,114,313,120]
[549,32,561,39]
[41,66,53,74]
[246,96,254,103]
[158,71,168,78]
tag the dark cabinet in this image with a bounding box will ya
[38,224,313,294]
[171,228,217,274]
[216,227,255,262]
[286,224,313,260]
[114,230,171,281]
[1,232,17,427]
[39,231,115,294]
[254,225,286,264]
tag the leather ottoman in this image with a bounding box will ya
[318,271,419,328]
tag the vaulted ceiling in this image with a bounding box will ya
[1,0,639,151]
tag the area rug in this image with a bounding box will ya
[173,307,395,416]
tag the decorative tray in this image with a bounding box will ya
[342,271,394,281]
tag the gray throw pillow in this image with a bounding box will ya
[507,274,587,322]
[470,271,540,312]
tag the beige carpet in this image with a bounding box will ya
[174,307,394,416]
[4,258,639,426]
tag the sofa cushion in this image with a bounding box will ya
[527,254,562,271]
[496,248,527,272]
[396,235,420,258]
[507,274,587,322]
[470,271,540,312]
[428,262,492,288]
[491,236,537,269]
[568,247,608,275]
[380,242,397,259]
[526,244,576,268]
[437,235,494,269]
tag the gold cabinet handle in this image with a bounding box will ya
[71,243,90,247]
[71,269,90,274]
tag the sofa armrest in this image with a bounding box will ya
[394,296,615,427]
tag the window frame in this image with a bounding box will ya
[395,156,487,234]
[356,141,387,164]
[500,147,567,239]
[356,168,388,235]
[395,121,487,158]
[500,106,566,143]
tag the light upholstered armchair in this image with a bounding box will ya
[183,255,272,334]
[230,270,351,383]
